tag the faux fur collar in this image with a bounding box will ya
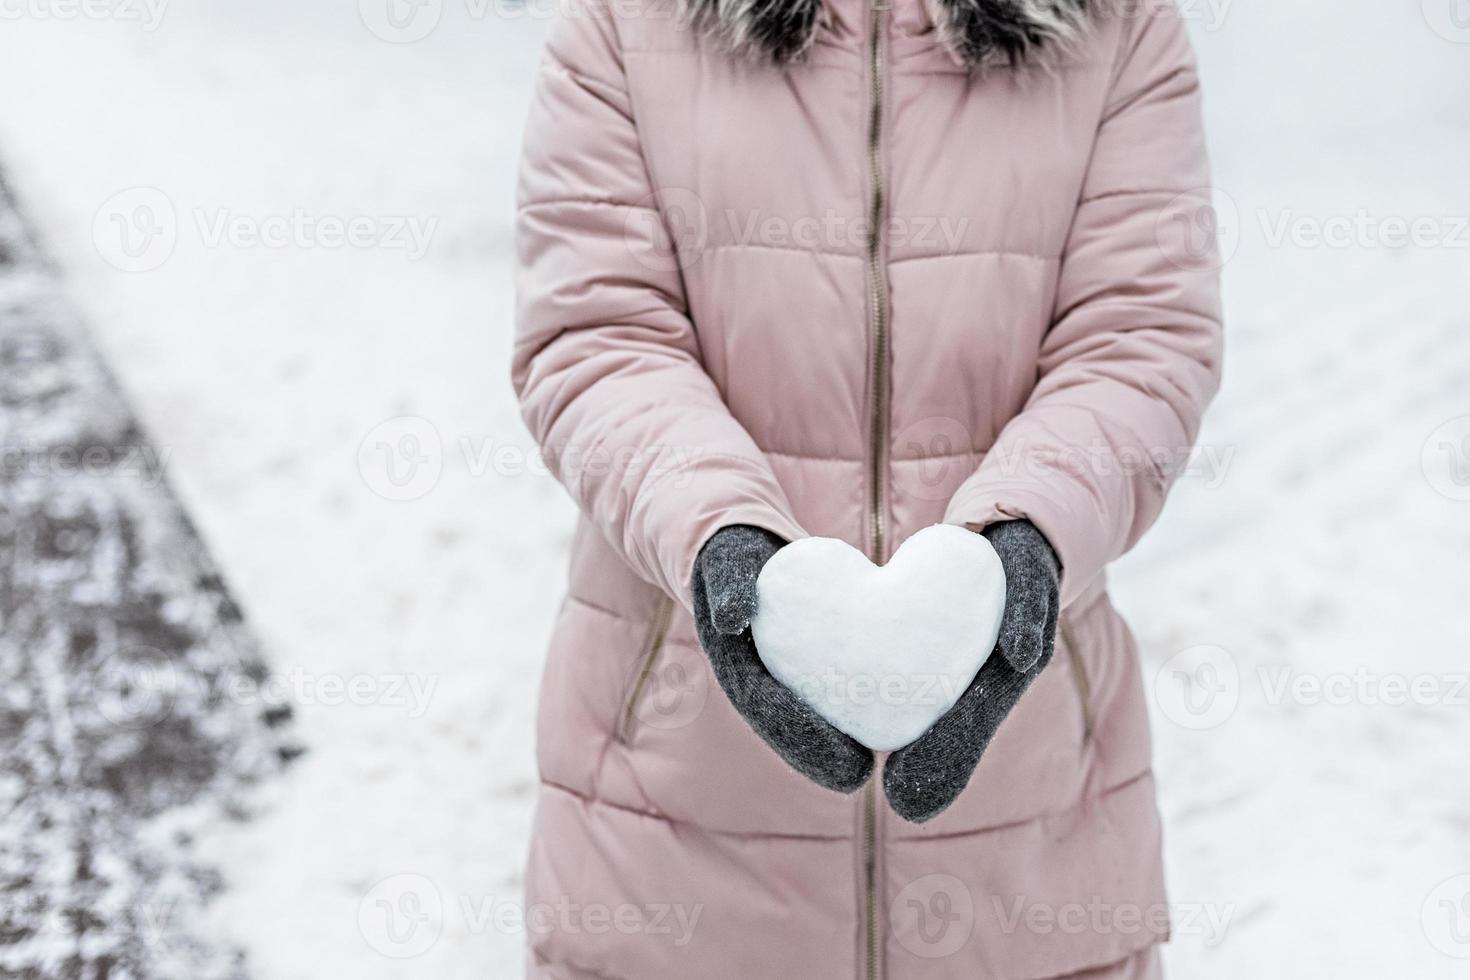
[681,0,1091,68]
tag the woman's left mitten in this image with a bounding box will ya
[692,525,874,793]
[882,519,1060,823]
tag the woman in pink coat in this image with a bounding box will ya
[512,0,1222,973]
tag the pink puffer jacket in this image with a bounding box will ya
[511,0,1222,973]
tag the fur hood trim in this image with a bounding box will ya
[680,0,1092,68]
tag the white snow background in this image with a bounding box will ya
[0,0,1467,976]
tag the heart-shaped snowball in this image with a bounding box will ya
[750,524,1007,752]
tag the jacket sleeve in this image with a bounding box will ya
[511,5,806,613]
[944,5,1224,609]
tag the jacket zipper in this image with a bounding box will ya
[862,779,880,980]
[616,594,675,743]
[862,1,889,977]
[865,0,891,567]
[1059,618,1094,741]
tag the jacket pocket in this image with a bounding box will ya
[1058,616,1094,742]
[616,594,675,744]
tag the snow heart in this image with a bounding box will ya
[750,524,1006,752]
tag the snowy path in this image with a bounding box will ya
[0,1,1466,977]
[0,173,290,978]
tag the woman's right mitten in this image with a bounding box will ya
[691,525,874,793]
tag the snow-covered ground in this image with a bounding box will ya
[0,0,1466,976]
[0,173,293,980]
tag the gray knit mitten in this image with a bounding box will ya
[883,519,1060,824]
[691,525,874,793]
